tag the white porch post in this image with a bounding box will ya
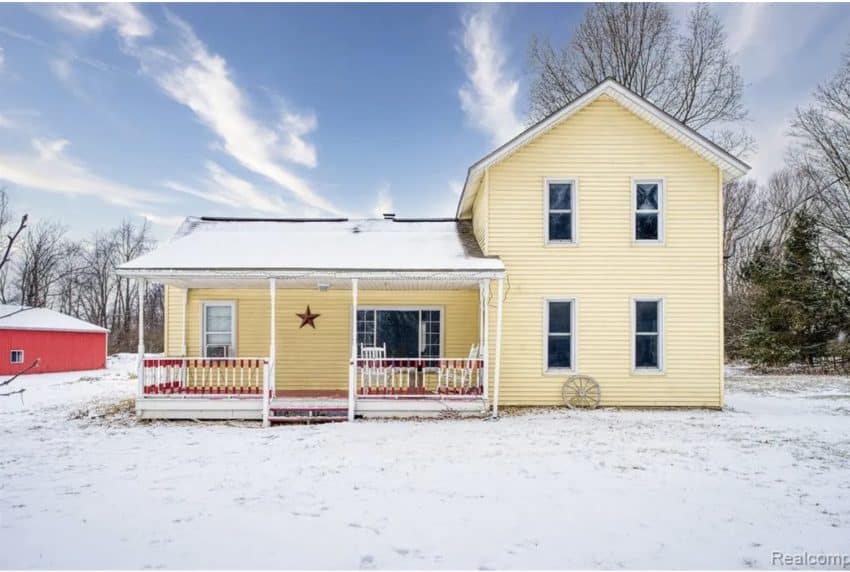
[480,278,490,404]
[348,278,359,422]
[264,278,276,428]
[492,277,504,417]
[136,278,146,397]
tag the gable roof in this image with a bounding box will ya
[0,305,109,333]
[456,78,751,218]
[118,217,504,276]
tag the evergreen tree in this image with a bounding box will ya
[740,211,850,366]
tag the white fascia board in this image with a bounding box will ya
[116,268,506,281]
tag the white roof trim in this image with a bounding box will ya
[117,268,505,281]
[456,78,750,218]
[0,305,109,333]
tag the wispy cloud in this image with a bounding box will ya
[0,138,164,208]
[0,45,5,70]
[279,110,318,168]
[49,56,73,83]
[164,161,290,215]
[43,3,153,41]
[36,5,341,216]
[720,4,830,84]
[32,137,70,160]
[127,12,337,214]
[458,5,523,146]
[139,211,185,229]
[372,184,394,217]
[0,24,114,74]
[714,3,850,179]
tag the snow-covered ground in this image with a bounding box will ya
[1,358,848,569]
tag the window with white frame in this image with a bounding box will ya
[634,299,662,370]
[203,303,235,357]
[10,349,23,364]
[546,179,575,243]
[634,180,662,242]
[357,308,441,358]
[545,299,574,370]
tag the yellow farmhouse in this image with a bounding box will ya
[119,79,749,424]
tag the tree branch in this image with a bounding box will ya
[0,358,41,388]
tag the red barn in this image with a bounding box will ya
[0,305,109,375]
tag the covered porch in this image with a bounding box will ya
[117,216,507,424]
[128,271,505,424]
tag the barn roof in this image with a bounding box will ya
[0,305,109,333]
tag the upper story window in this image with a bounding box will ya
[10,350,23,364]
[545,179,576,244]
[633,298,663,371]
[634,179,663,242]
[203,302,235,357]
[545,299,575,371]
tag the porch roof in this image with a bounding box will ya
[119,217,504,282]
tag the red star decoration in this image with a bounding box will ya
[296,305,320,329]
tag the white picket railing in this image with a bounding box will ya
[356,357,484,396]
[140,357,269,397]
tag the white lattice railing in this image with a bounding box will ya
[356,357,484,396]
[140,357,269,396]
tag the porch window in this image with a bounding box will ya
[357,308,442,358]
[546,179,576,243]
[203,302,235,357]
[545,299,574,370]
[10,349,23,364]
[634,180,663,242]
[634,298,663,370]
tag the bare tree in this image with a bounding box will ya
[723,178,763,292]
[52,241,85,317]
[0,189,28,303]
[16,221,71,307]
[78,231,118,328]
[790,46,850,270]
[110,219,155,351]
[528,3,747,150]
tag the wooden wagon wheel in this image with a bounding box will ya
[561,375,600,409]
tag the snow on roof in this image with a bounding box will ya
[119,217,504,274]
[0,305,109,333]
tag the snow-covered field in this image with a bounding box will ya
[1,357,848,569]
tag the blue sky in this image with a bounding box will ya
[0,3,848,240]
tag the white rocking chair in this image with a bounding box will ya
[360,343,388,393]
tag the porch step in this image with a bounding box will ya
[269,406,349,424]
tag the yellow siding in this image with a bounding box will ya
[164,285,186,356]
[485,95,723,407]
[173,288,479,391]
